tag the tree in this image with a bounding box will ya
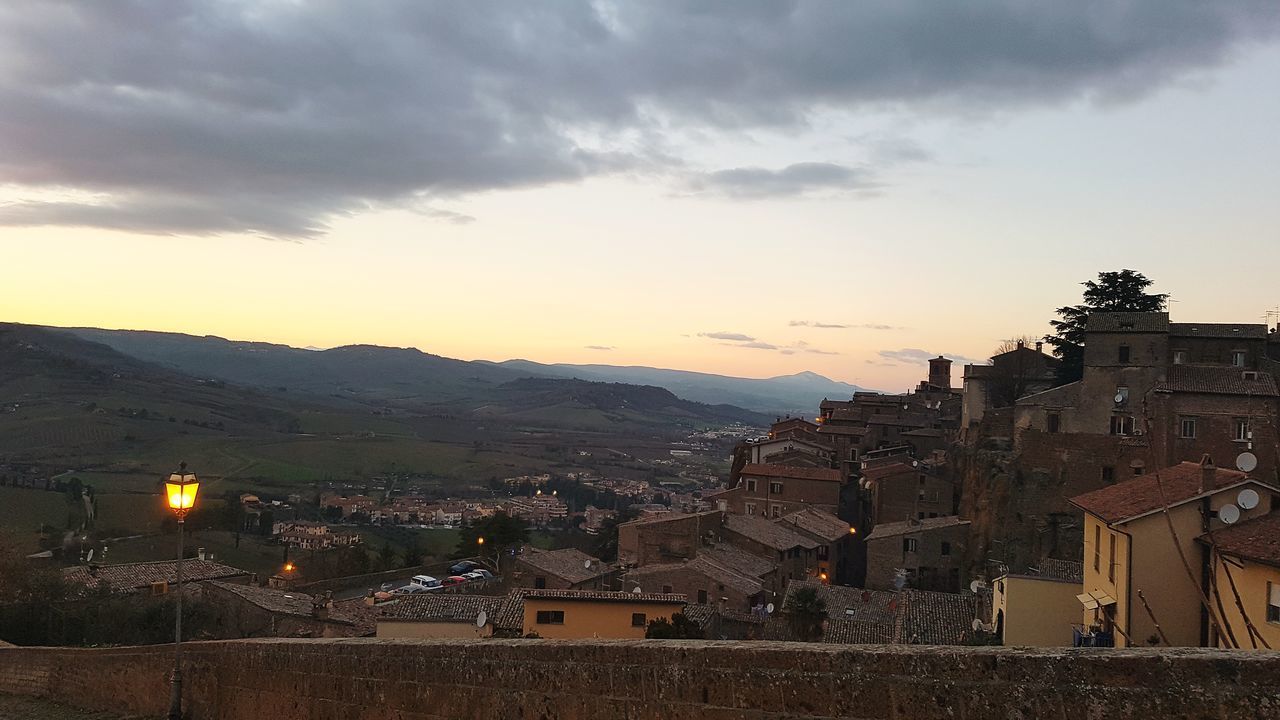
[645,612,705,639]
[377,542,397,571]
[456,512,529,558]
[403,538,424,567]
[591,505,639,562]
[783,586,827,642]
[1045,269,1168,384]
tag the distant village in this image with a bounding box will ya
[11,308,1280,653]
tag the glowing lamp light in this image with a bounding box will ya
[165,464,199,517]
[819,572,829,582]
[283,562,296,573]
[849,527,857,535]
[477,536,486,546]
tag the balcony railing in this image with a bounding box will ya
[1072,626,1115,647]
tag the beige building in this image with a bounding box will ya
[1070,456,1279,647]
[509,589,686,639]
[1203,511,1280,649]
[376,594,507,640]
[989,560,1083,647]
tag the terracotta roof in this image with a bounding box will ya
[860,461,917,481]
[738,463,841,482]
[204,581,336,621]
[785,581,897,623]
[1170,323,1269,340]
[491,590,527,633]
[1070,458,1259,525]
[816,424,867,436]
[517,548,610,586]
[865,516,969,541]
[776,509,852,543]
[1202,512,1280,568]
[380,594,507,623]
[1085,312,1170,333]
[1035,558,1084,583]
[523,589,686,604]
[1155,365,1278,397]
[723,514,818,551]
[699,543,778,579]
[779,581,979,646]
[618,511,696,528]
[823,618,894,644]
[895,589,980,645]
[64,560,250,593]
[686,556,765,596]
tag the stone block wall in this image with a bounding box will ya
[3,639,1280,719]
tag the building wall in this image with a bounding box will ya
[1211,555,1280,650]
[865,524,968,593]
[618,513,713,567]
[993,576,1080,647]
[870,469,956,526]
[519,598,681,639]
[737,474,840,518]
[1081,512,1132,645]
[624,565,761,610]
[375,620,490,640]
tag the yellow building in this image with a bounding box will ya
[1204,511,1280,650]
[1070,457,1278,648]
[516,589,687,639]
[376,594,503,640]
[990,560,1083,647]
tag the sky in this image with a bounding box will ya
[3,1,1280,392]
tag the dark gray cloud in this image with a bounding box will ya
[878,348,981,365]
[791,320,902,330]
[700,331,756,342]
[1,1,1276,236]
[687,162,877,199]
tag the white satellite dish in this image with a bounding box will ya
[476,610,487,628]
[632,586,642,595]
[765,603,775,614]
[969,579,982,594]
[1219,504,1241,525]
[971,618,982,632]
[893,573,906,591]
[1236,452,1259,473]
[85,549,94,563]
[584,559,593,569]
[1238,488,1260,510]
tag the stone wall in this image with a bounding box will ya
[3,639,1280,719]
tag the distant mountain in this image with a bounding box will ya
[488,361,872,415]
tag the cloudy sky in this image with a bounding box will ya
[4,1,1280,391]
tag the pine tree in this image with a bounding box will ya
[1045,270,1168,384]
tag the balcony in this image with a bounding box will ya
[1072,626,1115,647]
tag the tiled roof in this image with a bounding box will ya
[895,589,980,645]
[686,556,765,596]
[816,424,867,436]
[823,618,893,644]
[523,589,686,604]
[819,399,855,410]
[699,543,778,579]
[380,593,507,623]
[776,509,852,543]
[1201,512,1280,568]
[865,516,969,541]
[1085,312,1170,333]
[723,514,819,551]
[618,511,697,528]
[901,428,946,438]
[204,581,331,621]
[739,463,841,482]
[867,414,929,428]
[64,560,250,593]
[1034,558,1084,583]
[860,461,918,481]
[491,590,527,633]
[1170,323,1269,340]
[1070,458,1259,524]
[516,548,610,585]
[1015,380,1081,406]
[1155,365,1278,397]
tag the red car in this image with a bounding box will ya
[442,576,468,586]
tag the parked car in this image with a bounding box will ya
[442,575,468,586]
[461,571,485,581]
[409,574,443,591]
[450,560,480,575]
[469,568,495,580]
[393,584,428,594]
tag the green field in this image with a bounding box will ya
[0,486,67,551]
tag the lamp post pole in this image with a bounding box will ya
[164,462,198,720]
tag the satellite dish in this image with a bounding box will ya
[584,559,593,569]
[765,603,775,614]
[971,618,983,632]
[893,573,906,590]
[85,549,94,563]
[1236,452,1259,473]
[1219,504,1241,525]
[476,610,487,628]
[1238,488,1260,510]
[632,586,642,595]
[969,580,982,594]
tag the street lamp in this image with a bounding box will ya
[164,463,199,720]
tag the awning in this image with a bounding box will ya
[1077,589,1116,609]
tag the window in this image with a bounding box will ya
[1101,466,1115,483]
[817,545,829,560]
[744,503,756,516]
[918,490,926,501]
[1235,418,1252,442]
[535,610,564,625]
[771,504,782,518]
[1173,350,1188,365]
[940,541,951,556]
[662,585,673,594]
[917,512,925,520]
[769,481,783,495]
[1109,415,1134,436]
[1179,417,1198,439]
[1269,583,1280,624]
[1107,533,1116,583]
[1047,412,1061,434]
[903,538,918,553]
[697,589,708,604]
[745,479,757,493]
[534,576,546,589]
[1093,525,1101,572]
[1232,350,1247,367]
[631,613,647,627]
[1118,345,1131,364]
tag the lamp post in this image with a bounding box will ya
[477,536,486,569]
[164,463,199,720]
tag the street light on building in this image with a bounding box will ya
[164,463,199,720]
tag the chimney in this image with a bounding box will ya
[197,547,207,561]
[1016,340,1025,351]
[1199,454,1216,494]
[1035,341,1043,354]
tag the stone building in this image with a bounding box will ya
[203,581,374,638]
[731,463,843,518]
[775,508,855,584]
[511,547,616,591]
[864,516,970,593]
[375,594,506,640]
[622,544,780,610]
[961,340,1061,430]
[63,559,252,596]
